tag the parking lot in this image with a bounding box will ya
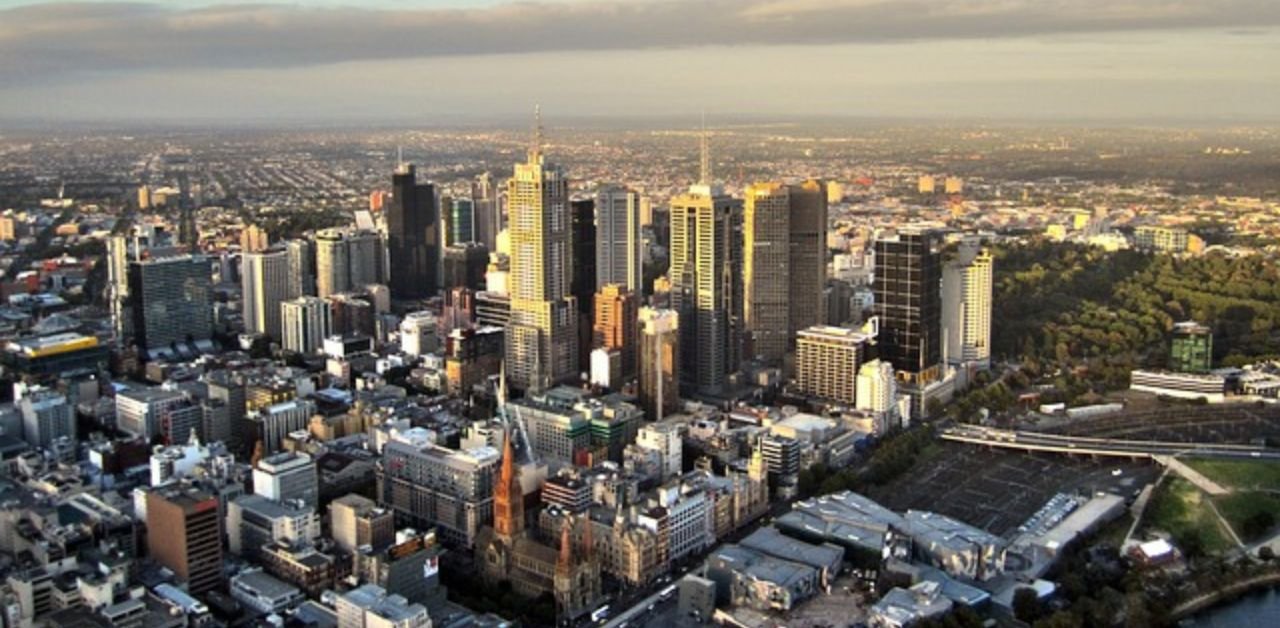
[868,442,1159,535]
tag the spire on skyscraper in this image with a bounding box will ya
[529,104,544,163]
[699,112,711,185]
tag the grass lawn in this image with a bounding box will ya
[1183,458,1280,490]
[1142,477,1233,555]
[1212,492,1280,543]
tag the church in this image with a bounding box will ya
[474,432,602,620]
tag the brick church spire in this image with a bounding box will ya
[493,429,523,538]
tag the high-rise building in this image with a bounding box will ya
[788,180,828,339]
[505,109,579,392]
[281,296,331,355]
[284,239,316,297]
[743,183,791,363]
[244,399,316,455]
[116,387,202,444]
[242,247,295,340]
[795,323,875,406]
[377,438,499,547]
[315,229,351,298]
[637,422,684,481]
[593,284,639,381]
[1171,321,1213,374]
[240,224,270,253]
[572,198,598,372]
[254,451,319,508]
[856,359,897,432]
[668,131,741,396]
[147,485,224,597]
[387,164,439,300]
[942,245,993,368]
[472,172,501,253]
[873,228,942,385]
[18,388,74,451]
[442,242,489,292]
[447,197,475,245]
[596,186,642,293]
[742,180,827,364]
[638,307,680,421]
[127,255,213,354]
[316,229,386,298]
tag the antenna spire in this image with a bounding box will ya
[699,112,711,185]
[397,145,403,168]
[530,104,544,162]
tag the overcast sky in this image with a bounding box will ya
[1,0,1277,123]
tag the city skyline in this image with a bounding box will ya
[1,0,1278,123]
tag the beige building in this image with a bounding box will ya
[242,247,295,340]
[942,245,993,368]
[505,110,579,392]
[795,324,874,406]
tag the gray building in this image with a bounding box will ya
[230,569,304,615]
[127,254,213,355]
[376,440,499,547]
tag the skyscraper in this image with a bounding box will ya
[387,163,440,300]
[593,284,639,381]
[127,254,213,355]
[941,244,993,368]
[788,180,828,339]
[873,228,942,385]
[147,485,224,597]
[281,296,331,355]
[505,108,579,392]
[442,242,489,293]
[447,197,475,245]
[18,388,74,451]
[472,172,501,253]
[316,229,386,298]
[315,229,351,298]
[668,129,741,396]
[638,307,680,421]
[571,198,597,372]
[596,186,642,293]
[742,180,828,364]
[284,239,316,297]
[743,183,791,364]
[242,247,295,340]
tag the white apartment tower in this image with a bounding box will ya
[942,245,993,368]
[243,247,295,340]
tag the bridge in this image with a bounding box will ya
[940,425,1280,461]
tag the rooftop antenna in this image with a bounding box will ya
[397,145,405,170]
[530,104,544,162]
[699,112,711,185]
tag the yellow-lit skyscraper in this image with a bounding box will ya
[668,129,741,396]
[505,108,578,391]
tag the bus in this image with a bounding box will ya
[591,605,610,623]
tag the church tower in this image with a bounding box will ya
[555,515,602,621]
[493,430,523,539]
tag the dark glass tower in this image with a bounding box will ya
[873,229,942,385]
[572,199,598,371]
[388,164,439,299]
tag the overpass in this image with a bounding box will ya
[941,426,1280,460]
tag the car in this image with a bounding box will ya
[1112,469,1123,476]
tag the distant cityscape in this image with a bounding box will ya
[0,116,1278,628]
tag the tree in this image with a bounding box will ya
[1013,587,1044,623]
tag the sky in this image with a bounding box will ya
[0,0,1278,124]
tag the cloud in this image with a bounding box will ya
[1,0,1277,84]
